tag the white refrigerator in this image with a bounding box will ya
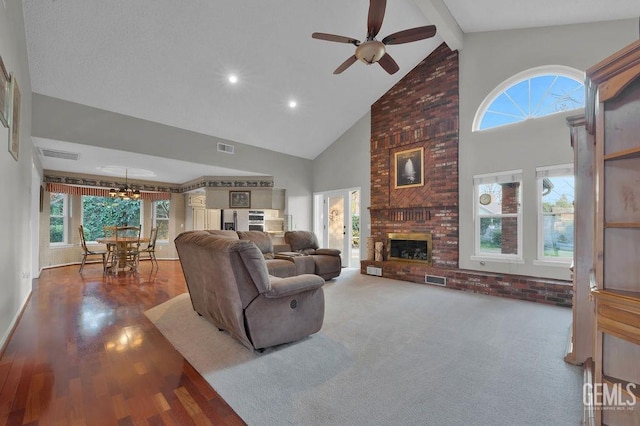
[221,209,250,231]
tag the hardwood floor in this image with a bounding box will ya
[0,261,246,425]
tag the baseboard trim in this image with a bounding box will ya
[0,289,32,359]
[40,258,180,271]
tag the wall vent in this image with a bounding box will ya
[366,266,383,276]
[38,148,80,161]
[425,274,446,286]
[217,142,235,154]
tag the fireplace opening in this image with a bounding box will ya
[387,232,432,264]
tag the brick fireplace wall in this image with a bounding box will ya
[363,43,572,307]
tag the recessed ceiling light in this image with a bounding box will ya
[228,74,238,84]
[289,100,297,108]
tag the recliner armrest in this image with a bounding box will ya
[264,274,324,298]
[315,248,341,256]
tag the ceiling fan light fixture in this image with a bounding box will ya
[355,40,386,64]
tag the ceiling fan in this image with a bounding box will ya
[312,0,436,75]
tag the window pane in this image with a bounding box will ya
[154,200,170,240]
[477,180,521,257]
[82,196,141,241]
[156,220,169,240]
[541,176,574,259]
[50,193,66,243]
[50,193,64,216]
[478,182,521,214]
[50,217,64,243]
[477,73,584,131]
[479,217,519,255]
[155,200,170,219]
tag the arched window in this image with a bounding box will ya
[473,66,585,131]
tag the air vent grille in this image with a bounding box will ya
[217,142,235,154]
[38,148,80,161]
[425,275,446,286]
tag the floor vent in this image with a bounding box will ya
[366,266,382,276]
[425,274,446,286]
[38,148,80,161]
[217,142,235,154]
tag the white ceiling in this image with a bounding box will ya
[22,0,640,183]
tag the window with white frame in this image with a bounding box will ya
[81,195,142,241]
[473,66,585,132]
[49,193,68,244]
[474,171,523,259]
[153,200,170,241]
[537,165,574,262]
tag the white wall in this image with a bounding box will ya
[0,0,35,349]
[31,94,315,230]
[459,19,639,279]
[312,111,371,261]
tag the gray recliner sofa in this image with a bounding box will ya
[285,231,342,280]
[175,231,325,350]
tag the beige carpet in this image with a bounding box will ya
[145,268,583,426]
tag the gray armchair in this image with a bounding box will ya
[175,231,325,350]
[285,231,342,280]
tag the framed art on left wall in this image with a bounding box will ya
[0,56,9,128]
[8,73,20,161]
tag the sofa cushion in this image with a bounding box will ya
[265,259,297,278]
[205,230,240,239]
[238,231,275,259]
[285,230,319,253]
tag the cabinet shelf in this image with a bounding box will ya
[604,146,640,161]
[591,288,640,346]
[603,375,640,398]
[605,222,640,228]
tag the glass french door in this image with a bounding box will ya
[317,189,360,268]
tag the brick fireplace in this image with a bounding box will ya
[387,232,432,264]
[361,43,572,307]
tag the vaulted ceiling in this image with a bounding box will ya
[22,0,640,182]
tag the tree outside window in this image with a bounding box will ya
[50,193,67,243]
[474,171,522,259]
[81,196,142,241]
[153,200,170,241]
[537,165,574,261]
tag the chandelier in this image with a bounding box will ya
[109,169,141,200]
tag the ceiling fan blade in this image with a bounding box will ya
[312,32,360,45]
[382,25,437,45]
[378,53,399,75]
[334,55,358,74]
[367,0,386,39]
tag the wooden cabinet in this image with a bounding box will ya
[565,115,595,366]
[585,39,640,425]
[188,194,206,207]
[192,208,220,231]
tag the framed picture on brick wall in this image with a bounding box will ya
[394,147,424,188]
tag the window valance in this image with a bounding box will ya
[46,183,171,201]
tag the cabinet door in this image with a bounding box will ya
[193,208,206,230]
[189,195,206,207]
[205,209,221,230]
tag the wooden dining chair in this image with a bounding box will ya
[79,225,107,273]
[112,225,141,273]
[103,225,117,266]
[138,227,159,270]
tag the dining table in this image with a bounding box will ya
[96,236,149,274]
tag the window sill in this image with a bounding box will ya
[49,243,74,249]
[470,255,524,264]
[532,259,572,268]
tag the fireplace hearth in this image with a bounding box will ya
[387,233,432,264]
